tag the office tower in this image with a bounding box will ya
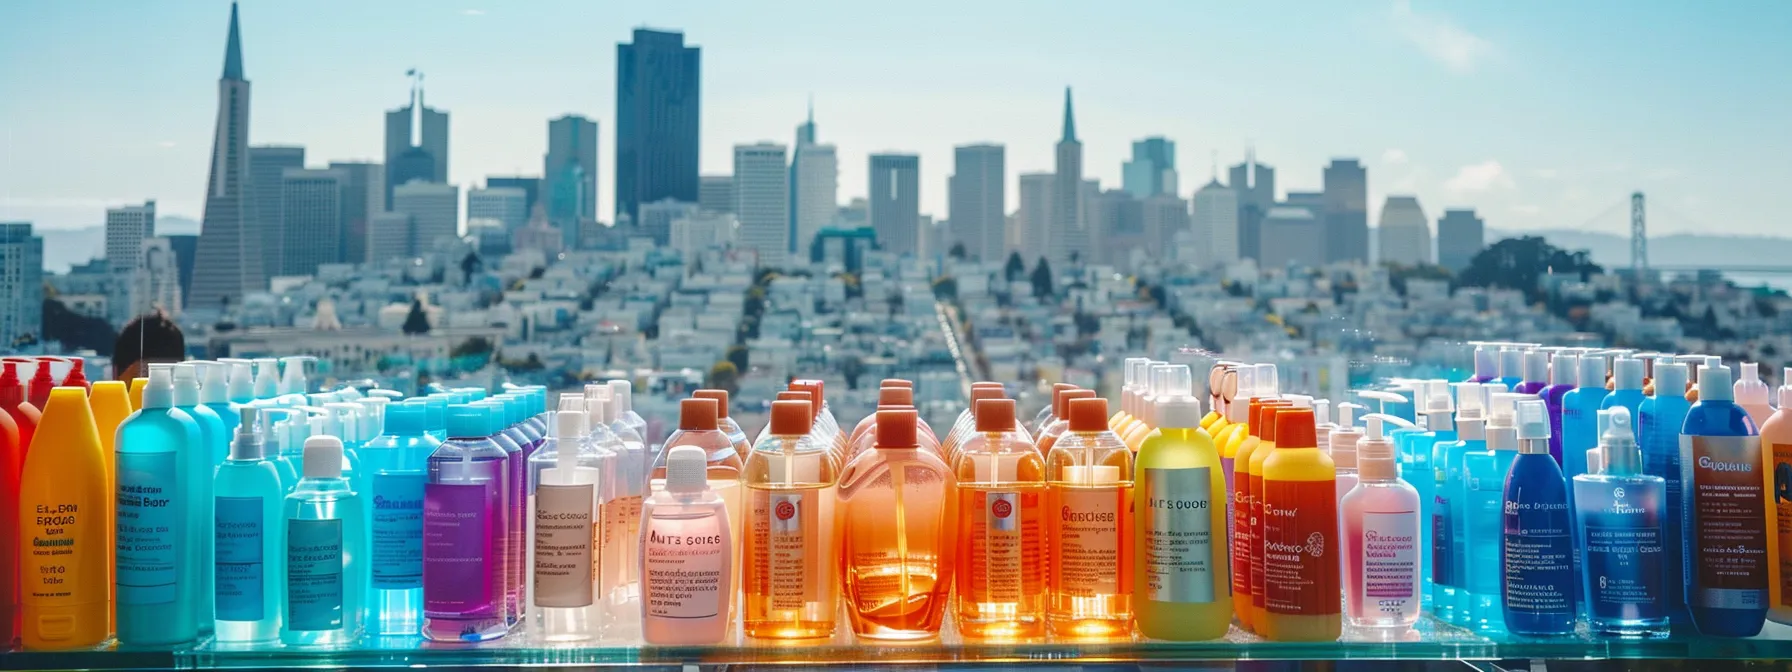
[1018,172,1055,265]
[0,223,44,347]
[1193,179,1239,266]
[869,153,921,257]
[1287,191,1326,212]
[1377,195,1432,265]
[699,175,734,214]
[366,212,414,263]
[733,143,790,267]
[327,162,384,264]
[1090,189,1144,267]
[669,210,738,258]
[791,110,837,255]
[1228,155,1275,261]
[616,29,700,223]
[468,187,530,233]
[639,199,700,246]
[105,201,156,278]
[189,3,264,311]
[1323,158,1369,264]
[485,176,541,217]
[391,181,460,256]
[1052,88,1085,266]
[164,234,197,298]
[278,167,347,276]
[835,198,869,230]
[1141,193,1189,254]
[131,238,183,319]
[1436,208,1486,271]
[383,79,450,204]
[949,144,1005,261]
[1123,137,1177,199]
[545,114,599,227]
[249,146,304,278]
[1259,205,1325,268]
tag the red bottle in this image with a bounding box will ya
[0,360,38,456]
[26,358,56,409]
[59,357,89,391]
[0,408,18,647]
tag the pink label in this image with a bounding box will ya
[643,519,729,620]
[1359,511,1418,602]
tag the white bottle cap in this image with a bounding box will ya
[171,362,201,407]
[1654,363,1688,397]
[1782,367,1792,409]
[1454,382,1485,420]
[1255,363,1279,396]
[1551,353,1579,387]
[1356,417,1397,480]
[664,444,708,493]
[1523,350,1549,384]
[1579,355,1608,390]
[143,363,175,409]
[226,359,255,402]
[303,435,344,479]
[196,361,229,404]
[1613,357,1645,391]
[608,380,633,414]
[1699,364,1734,402]
[1499,347,1524,379]
[1737,362,1771,406]
[555,403,585,440]
[253,358,279,398]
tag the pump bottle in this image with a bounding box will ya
[1133,365,1231,640]
[1501,399,1576,636]
[114,364,202,646]
[952,398,1047,639]
[212,408,285,644]
[1681,364,1768,637]
[1342,417,1421,630]
[527,401,602,642]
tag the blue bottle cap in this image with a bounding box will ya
[387,400,428,435]
[446,404,487,438]
[457,387,488,402]
[495,394,525,425]
[423,396,449,431]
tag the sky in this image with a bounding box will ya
[2,0,1789,239]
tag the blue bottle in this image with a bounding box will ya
[1681,364,1769,637]
[114,363,203,647]
[282,435,366,647]
[265,408,306,492]
[359,399,437,636]
[1562,356,1610,496]
[1438,382,1485,625]
[1539,353,1580,466]
[1497,347,1526,391]
[498,393,543,451]
[199,361,240,436]
[1574,407,1669,638]
[1637,362,1691,622]
[1501,399,1577,636]
[212,407,286,644]
[170,363,226,634]
[1601,357,1647,434]
[1462,393,1527,632]
[422,405,510,642]
[476,400,527,627]
[423,395,449,441]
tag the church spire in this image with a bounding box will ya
[222,2,244,81]
[1060,87,1076,143]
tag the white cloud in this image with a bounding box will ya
[1381,148,1408,165]
[1390,0,1496,74]
[460,8,485,16]
[1445,160,1515,192]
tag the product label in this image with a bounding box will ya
[1431,493,1452,586]
[1051,487,1124,597]
[1233,472,1253,599]
[286,518,344,631]
[644,518,729,619]
[1502,494,1576,615]
[1775,439,1792,607]
[1577,481,1666,620]
[25,496,85,602]
[116,451,180,605]
[532,483,595,608]
[1688,435,1769,609]
[424,482,502,615]
[1142,467,1216,603]
[214,496,265,620]
[602,497,633,587]
[1260,478,1341,615]
[370,471,425,589]
[748,490,821,610]
[960,488,1042,603]
[1359,510,1418,615]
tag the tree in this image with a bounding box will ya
[1031,257,1055,299]
[1385,262,1453,297]
[450,336,494,368]
[1456,236,1602,302]
[932,275,959,302]
[725,344,749,372]
[1004,252,1025,282]
[460,250,482,284]
[949,242,968,260]
[707,360,740,393]
[402,299,431,335]
[42,298,116,355]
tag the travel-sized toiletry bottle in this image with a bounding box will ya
[1342,417,1422,630]
[282,435,365,648]
[953,398,1047,639]
[115,364,202,647]
[1045,397,1134,639]
[1502,399,1576,636]
[528,401,601,642]
[1681,364,1768,637]
[640,445,733,645]
[213,408,285,644]
[1133,366,1231,641]
[17,387,109,650]
[742,400,840,639]
[1574,407,1669,638]
[838,408,956,640]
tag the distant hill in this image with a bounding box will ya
[1490,228,1792,272]
[38,215,201,274]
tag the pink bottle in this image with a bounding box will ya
[1339,417,1422,631]
[640,444,734,645]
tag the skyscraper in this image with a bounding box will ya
[249,145,304,278]
[1123,137,1177,199]
[485,176,541,218]
[699,175,734,214]
[0,223,43,347]
[616,29,700,223]
[1090,189,1145,267]
[1192,179,1238,266]
[1018,172,1055,264]
[1323,158,1369,264]
[1377,195,1432,266]
[391,182,460,256]
[468,187,530,233]
[1141,193,1189,254]
[366,212,414,264]
[1052,88,1085,266]
[1228,155,1275,262]
[949,144,1005,261]
[279,168,347,276]
[1436,208,1486,271]
[1259,206,1325,268]
[189,3,263,311]
[545,114,599,228]
[327,162,383,265]
[639,199,700,247]
[869,153,921,257]
[105,200,156,288]
[383,79,449,204]
[733,143,789,268]
[790,106,837,255]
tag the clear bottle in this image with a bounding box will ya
[475,399,528,628]
[421,405,510,642]
[114,363,202,647]
[742,399,840,639]
[213,408,285,644]
[17,387,109,650]
[650,397,746,621]
[170,362,227,634]
[281,435,365,648]
[357,399,432,636]
[1257,407,1342,642]
[952,398,1047,639]
[527,399,602,642]
[1044,397,1134,639]
[692,389,752,458]
[593,384,648,602]
[580,393,627,615]
[838,408,956,640]
[1133,366,1232,641]
[1038,389,1096,457]
[1574,407,1669,638]
[1342,417,1422,630]
[1501,399,1577,636]
[640,445,734,645]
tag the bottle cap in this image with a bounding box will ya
[142,363,175,409]
[1652,362,1687,397]
[171,362,201,407]
[1698,364,1734,402]
[583,393,608,427]
[1737,362,1771,406]
[775,391,814,418]
[1227,366,1259,422]
[679,398,719,431]
[1056,389,1095,419]
[229,407,264,460]
[386,399,427,435]
[1066,397,1109,432]
[1579,355,1609,389]
[1157,393,1203,430]
[1587,446,1606,474]
[790,379,824,415]
[1274,408,1317,449]
[608,380,634,415]
[770,400,814,435]
[1356,416,1398,480]
[355,398,387,438]
[692,389,731,418]
[1551,353,1579,387]
[875,408,919,449]
[1614,357,1645,391]
[554,400,585,440]
[447,405,487,438]
[878,386,914,407]
[1523,350,1549,384]
[665,444,708,493]
[968,385,1004,417]
[1516,399,1551,454]
[1599,407,1640,472]
[976,398,1017,432]
[1454,382,1485,420]
[882,379,914,390]
[1260,405,1287,442]
[1499,347,1523,380]
[324,402,363,443]
[1255,363,1280,396]
[1488,392,1523,428]
[1473,346,1497,380]
[302,435,344,479]
[1329,416,1364,469]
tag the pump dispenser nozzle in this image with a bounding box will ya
[1597,407,1640,473]
[1613,357,1645,392]
[1356,416,1399,480]
[279,356,315,396]
[1516,399,1551,455]
[252,358,279,399]
[229,407,265,460]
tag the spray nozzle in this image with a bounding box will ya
[1517,398,1550,440]
[1737,362,1771,406]
[1598,406,1640,472]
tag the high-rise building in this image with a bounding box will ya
[1141,193,1189,253]
[1377,195,1432,266]
[669,210,737,258]
[1052,89,1085,266]
[0,222,43,347]
[105,201,156,279]
[383,80,449,205]
[1123,137,1177,199]
[485,176,541,217]
[164,234,198,299]
[1323,158,1369,264]
[869,153,921,257]
[279,168,347,276]
[468,187,529,233]
[1436,208,1486,271]
[391,181,460,257]
[639,199,700,246]
[131,237,183,320]
[1259,205,1325,268]
[949,144,1005,261]
[616,29,700,223]
[249,146,304,278]
[733,143,789,267]
[1228,155,1275,261]
[327,162,383,265]
[1018,172,1055,264]
[699,174,734,214]
[366,212,414,264]
[791,133,837,255]
[546,114,599,227]
[1192,179,1238,266]
[189,3,263,311]
[1090,189,1145,267]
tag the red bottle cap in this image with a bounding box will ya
[1055,389,1094,418]
[60,358,88,389]
[679,398,719,431]
[1260,405,1286,443]
[770,400,814,436]
[774,390,812,416]
[878,387,913,407]
[1067,397,1110,433]
[1275,408,1317,449]
[969,385,1005,412]
[881,379,913,390]
[691,389,730,418]
[791,379,825,414]
[875,408,919,449]
[28,358,56,407]
[975,398,1017,433]
[972,381,1005,392]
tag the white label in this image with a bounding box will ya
[1142,467,1215,603]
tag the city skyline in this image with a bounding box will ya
[2,1,1789,240]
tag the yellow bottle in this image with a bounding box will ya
[1246,403,1294,630]
[1133,365,1231,640]
[89,380,130,633]
[127,377,147,411]
[1256,407,1341,642]
[1228,399,1270,631]
[18,387,110,650]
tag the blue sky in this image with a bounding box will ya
[2,0,1788,238]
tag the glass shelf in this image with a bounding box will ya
[12,620,1792,669]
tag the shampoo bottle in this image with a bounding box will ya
[1462,393,1527,632]
[1574,407,1669,638]
[114,364,201,647]
[359,399,436,636]
[1501,399,1577,636]
[172,362,225,633]
[1044,397,1134,639]
[527,401,601,642]
[741,400,839,639]
[212,408,285,644]
[640,445,733,645]
[1257,407,1341,642]
[1763,370,1792,625]
[1341,417,1421,630]
[475,399,527,628]
[952,398,1046,639]
[1541,353,1580,465]
[1133,367,1232,640]
[282,435,365,648]
[838,408,956,639]
[1638,361,1690,622]
[17,388,109,650]
[1681,364,1768,637]
[421,405,510,642]
[1435,382,1483,625]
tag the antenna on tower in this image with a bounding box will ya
[1211,150,1219,182]
[1630,191,1648,278]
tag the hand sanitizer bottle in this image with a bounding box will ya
[281,435,365,648]
[1574,407,1668,638]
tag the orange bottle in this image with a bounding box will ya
[1037,389,1096,456]
[1248,403,1295,629]
[1257,408,1341,642]
[89,380,131,632]
[941,383,1007,463]
[742,400,840,639]
[0,400,17,646]
[838,409,956,639]
[18,388,110,650]
[1044,398,1134,639]
[953,399,1046,639]
[1032,383,1079,436]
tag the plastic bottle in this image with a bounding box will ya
[649,398,745,608]
[1540,353,1580,465]
[1462,393,1527,632]
[1501,398,1576,636]
[1257,407,1341,642]
[952,398,1046,639]
[1682,364,1768,637]
[171,362,225,633]
[1133,366,1231,641]
[593,385,647,602]
[639,444,733,645]
[27,359,56,409]
[1231,399,1287,632]
[1330,403,1366,506]
[114,364,202,646]
[1515,350,1550,396]
[1633,361,1691,624]
[89,379,130,616]
[1602,357,1648,433]
[1737,362,1775,428]
[358,399,435,636]
[1044,397,1134,639]
[527,401,601,642]
[1573,407,1669,638]
[474,400,527,628]
[692,389,752,458]
[1764,370,1792,626]
[839,408,955,639]
[212,407,285,644]
[1249,403,1301,630]
[742,400,839,639]
[1342,416,1421,630]
[0,385,16,648]
[1121,363,1174,450]
[579,394,626,613]
[17,387,109,650]
[1435,382,1481,625]
[421,405,511,642]
[282,435,365,648]
[1032,382,1079,437]
[1408,382,1455,614]
[1037,389,1097,456]
[0,359,41,458]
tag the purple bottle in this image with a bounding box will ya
[1539,353,1579,465]
[1514,350,1550,396]
[476,400,527,628]
[422,405,510,641]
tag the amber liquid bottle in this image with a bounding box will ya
[742,400,840,639]
[1044,397,1134,639]
[838,408,956,640]
[953,398,1047,639]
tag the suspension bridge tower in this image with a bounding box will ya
[1630,191,1647,277]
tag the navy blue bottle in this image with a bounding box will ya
[1501,401,1577,636]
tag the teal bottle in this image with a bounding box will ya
[199,361,240,436]
[213,407,286,644]
[1440,383,1487,626]
[1561,356,1610,500]
[424,395,449,441]
[171,363,227,634]
[282,435,366,648]
[114,364,203,646]
[1638,362,1691,623]
[264,407,304,491]
[358,400,437,636]
[1601,358,1647,433]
